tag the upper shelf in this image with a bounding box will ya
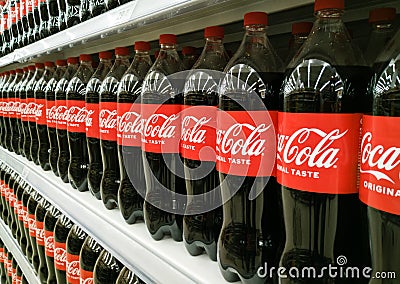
[0,0,317,67]
[0,147,239,284]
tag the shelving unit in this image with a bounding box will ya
[0,218,41,284]
[0,147,236,284]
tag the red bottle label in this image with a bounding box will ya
[20,99,27,121]
[85,103,99,139]
[33,0,38,7]
[26,0,33,12]
[44,230,55,257]
[7,260,12,277]
[3,13,8,29]
[20,0,26,17]
[66,253,80,283]
[12,100,20,119]
[180,106,216,162]
[46,100,57,128]
[8,192,16,208]
[28,213,37,237]
[99,101,118,141]
[141,104,181,153]
[67,100,89,133]
[55,100,68,130]
[54,242,67,271]
[277,112,361,194]
[17,201,23,221]
[35,98,47,125]
[13,199,19,215]
[22,206,29,228]
[359,115,400,215]
[80,269,94,284]
[10,7,17,24]
[216,110,276,177]
[0,248,3,263]
[36,221,45,246]
[117,102,141,146]
[0,100,3,116]
[2,98,8,118]
[15,275,22,284]
[27,98,43,122]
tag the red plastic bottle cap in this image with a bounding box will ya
[4,71,9,75]
[134,41,150,51]
[9,70,16,75]
[182,46,196,55]
[115,47,130,56]
[244,12,268,26]
[23,67,28,72]
[80,54,92,62]
[28,65,36,71]
[16,68,23,73]
[159,34,177,45]
[314,0,344,12]
[99,51,113,59]
[45,61,55,67]
[35,63,45,69]
[369,7,396,23]
[204,26,224,38]
[67,57,79,65]
[292,22,313,35]
[56,59,67,66]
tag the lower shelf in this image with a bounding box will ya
[0,148,235,284]
[0,218,40,284]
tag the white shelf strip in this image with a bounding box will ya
[0,148,236,284]
[0,218,41,284]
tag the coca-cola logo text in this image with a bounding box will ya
[143,114,179,142]
[99,109,118,130]
[181,116,210,145]
[67,260,80,278]
[54,248,67,264]
[118,111,142,135]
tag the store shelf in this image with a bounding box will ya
[0,147,236,284]
[0,218,41,284]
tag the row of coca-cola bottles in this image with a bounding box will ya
[0,0,131,55]
[0,0,399,282]
[0,162,145,284]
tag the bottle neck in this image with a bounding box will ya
[244,25,268,46]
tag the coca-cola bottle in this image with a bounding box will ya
[89,0,105,18]
[116,267,141,284]
[93,249,123,284]
[66,225,87,284]
[57,0,66,31]
[141,34,185,241]
[0,239,5,284]
[27,63,45,164]
[1,7,12,55]
[21,0,30,45]
[359,28,400,283]
[9,0,20,51]
[15,178,28,252]
[6,68,23,152]
[38,0,50,38]
[278,0,372,282]
[11,67,27,155]
[117,41,152,224]
[364,7,397,66]
[99,46,130,210]
[32,0,41,41]
[181,46,198,70]
[1,70,15,147]
[1,166,12,226]
[12,176,23,243]
[19,65,35,158]
[182,26,229,260]
[66,54,94,191]
[54,215,74,284]
[66,0,80,28]
[86,51,113,199]
[46,59,67,176]
[35,198,51,283]
[18,0,25,46]
[35,61,55,171]
[7,171,19,238]
[56,57,79,183]
[21,185,33,260]
[286,21,313,64]
[48,0,60,35]
[44,205,61,284]
[218,12,285,282]
[79,0,89,22]
[27,191,42,271]
[25,0,35,44]
[0,71,10,146]
[79,236,103,283]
